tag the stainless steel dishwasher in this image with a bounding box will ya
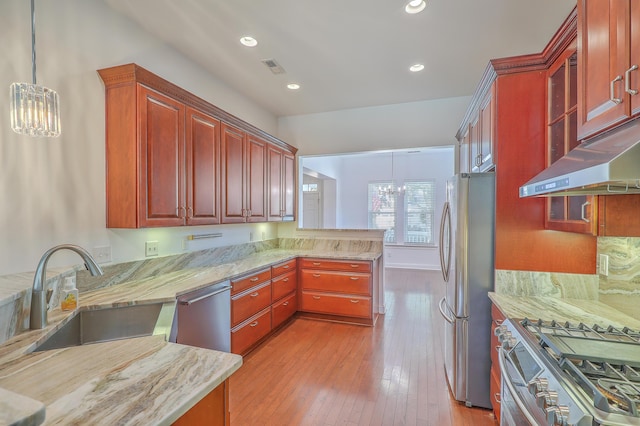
[174,280,232,352]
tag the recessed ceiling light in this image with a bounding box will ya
[287,83,300,90]
[240,36,258,47]
[405,0,426,14]
[410,64,425,72]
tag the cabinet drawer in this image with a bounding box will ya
[231,307,271,355]
[299,258,371,273]
[491,303,506,324]
[272,270,297,301]
[272,291,297,329]
[231,268,271,295]
[300,269,370,295]
[272,258,297,277]
[231,281,271,327]
[300,291,371,318]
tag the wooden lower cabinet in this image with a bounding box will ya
[231,281,271,328]
[300,291,371,318]
[490,303,506,423]
[299,258,374,324]
[231,307,272,355]
[272,291,297,329]
[172,379,229,426]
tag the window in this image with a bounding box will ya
[302,183,318,192]
[368,180,436,245]
[404,180,435,245]
[368,182,396,243]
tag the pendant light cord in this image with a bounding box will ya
[31,0,37,85]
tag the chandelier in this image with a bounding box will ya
[378,152,405,196]
[10,0,61,137]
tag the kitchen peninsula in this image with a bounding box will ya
[0,230,383,425]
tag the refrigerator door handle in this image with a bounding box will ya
[438,297,455,324]
[439,201,451,282]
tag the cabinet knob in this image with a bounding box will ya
[312,273,321,278]
[282,278,289,282]
[249,321,259,327]
[349,277,359,281]
[250,292,259,297]
[250,277,259,282]
[349,299,359,304]
[312,296,321,300]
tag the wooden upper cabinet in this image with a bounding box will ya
[220,125,268,223]
[186,107,221,225]
[98,63,296,228]
[577,0,640,140]
[546,45,598,235]
[457,82,495,174]
[267,145,296,221]
[221,123,248,224]
[246,135,267,223]
[138,86,186,227]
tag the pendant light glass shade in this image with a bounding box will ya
[10,83,60,137]
[10,0,61,137]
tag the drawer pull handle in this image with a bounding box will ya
[495,345,501,353]
[494,392,501,404]
[312,262,321,266]
[494,319,503,326]
[313,274,321,278]
[250,277,259,282]
[350,264,360,268]
[282,278,289,282]
[350,277,359,281]
[282,265,290,269]
[350,300,359,304]
[312,296,321,300]
[250,321,259,327]
[611,75,623,104]
[283,301,289,306]
[250,292,259,297]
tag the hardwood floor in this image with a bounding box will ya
[229,268,498,425]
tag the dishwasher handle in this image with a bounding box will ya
[179,284,232,306]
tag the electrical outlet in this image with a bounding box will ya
[145,241,159,257]
[92,246,112,264]
[599,254,609,276]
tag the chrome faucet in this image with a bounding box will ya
[30,244,104,329]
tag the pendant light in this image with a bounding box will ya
[10,0,61,137]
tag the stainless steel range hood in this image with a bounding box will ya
[519,118,640,197]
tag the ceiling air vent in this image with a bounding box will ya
[261,58,286,75]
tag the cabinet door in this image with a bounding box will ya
[578,0,630,140]
[267,145,284,221]
[630,2,640,115]
[283,151,296,219]
[246,135,267,222]
[546,47,597,235]
[478,88,495,172]
[469,116,481,172]
[458,125,471,173]
[221,123,246,223]
[186,107,220,225]
[138,86,186,227]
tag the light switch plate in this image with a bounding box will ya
[145,241,159,257]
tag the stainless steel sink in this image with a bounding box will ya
[32,302,175,352]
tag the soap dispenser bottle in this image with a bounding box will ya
[60,276,78,311]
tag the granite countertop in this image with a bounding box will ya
[489,292,640,329]
[0,247,382,425]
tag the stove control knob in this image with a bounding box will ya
[493,325,507,336]
[527,377,548,396]
[546,405,569,426]
[497,330,512,342]
[501,337,517,350]
[535,390,558,409]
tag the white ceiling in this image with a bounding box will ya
[104,0,576,117]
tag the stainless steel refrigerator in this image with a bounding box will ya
[438,172,495,409]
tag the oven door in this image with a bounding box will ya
[498,347,546,426]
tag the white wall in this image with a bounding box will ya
[278,96,471,155]
[301,148,454,269]
[0,0,279,275]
